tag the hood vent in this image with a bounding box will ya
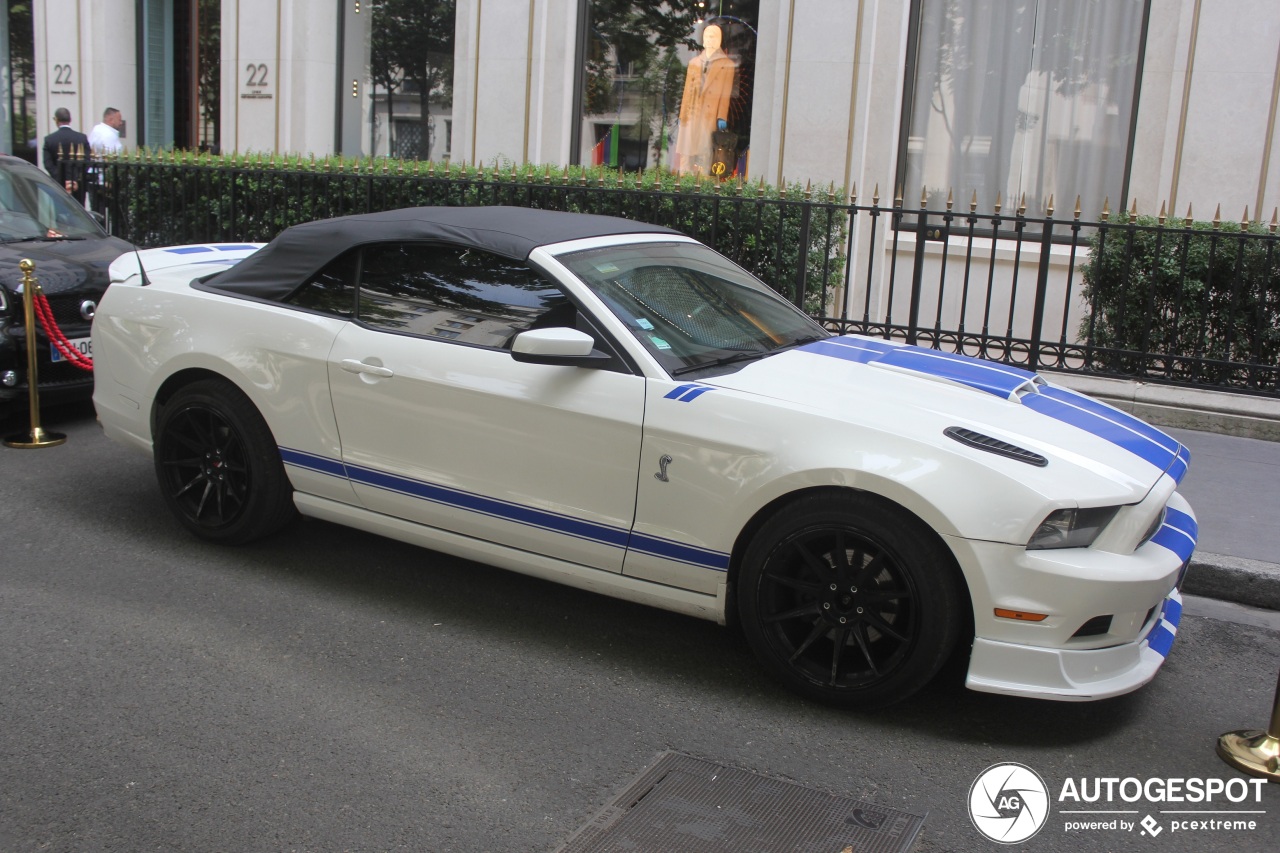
[945,426,1048,467]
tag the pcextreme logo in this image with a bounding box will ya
[968,763,1270,844]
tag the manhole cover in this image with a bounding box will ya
[556,751,925,853]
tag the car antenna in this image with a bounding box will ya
[133,246,151,286]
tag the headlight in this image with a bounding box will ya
[0,287,8,313]
[1027,506,1120,550]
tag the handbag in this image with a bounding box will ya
[710,129,738,178]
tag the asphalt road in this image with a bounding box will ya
[2,405,1278,853]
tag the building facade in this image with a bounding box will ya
[8,0,1280,225]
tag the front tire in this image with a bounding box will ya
[738,492,964,710]
[153,379,297,544]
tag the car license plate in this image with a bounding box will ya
[51,336,91,362]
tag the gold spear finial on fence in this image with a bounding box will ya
[1271,208,1278,234]
[894,185,903,208]
[1129,198,1138,224]
[849,183,857,205]
[970,189,978,213]
[1213,204,1222,229]
[1185,204,1194,227]
[920,186,928,208]
[1101,197,1110,221]
[872,183,880,206]
[946,188,954,211]
[1241,207,1251,231]
[994,192,1003,215]
[1046,194,1054,218]
[1159,201,1167,226]
[1018,192,1027,217]
[1074,195,1082,220]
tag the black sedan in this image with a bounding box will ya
[0,154,131,416]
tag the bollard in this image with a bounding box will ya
[1216,668,1280,781]
[4,259,67,449]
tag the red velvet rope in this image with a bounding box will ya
[32,291,93,371]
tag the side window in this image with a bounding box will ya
[355,242,570,349]
[287,250,358,316]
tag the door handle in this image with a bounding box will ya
[340,358,394,378]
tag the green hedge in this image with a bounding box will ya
[1080,214,1280,384]
[100,151,845,315]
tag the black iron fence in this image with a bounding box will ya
[89,153,1280,396]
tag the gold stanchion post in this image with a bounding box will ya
[1217,668,1280,781]
[4,259,67,449]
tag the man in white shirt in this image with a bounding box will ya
[88,107,124,154]
[86,107,124,213]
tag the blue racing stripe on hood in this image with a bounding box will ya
[803,335,1191,481]
[1022,387,1189,482]
[802,336,1035,397]
[875,347,1036,398]
[801,337,896,364]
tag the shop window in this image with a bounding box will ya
[899,0,1147,222]
[575,1,758,179]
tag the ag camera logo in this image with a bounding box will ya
[969,763,1051,844]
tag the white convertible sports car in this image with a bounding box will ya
[93,207,1196,709]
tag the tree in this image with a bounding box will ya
[8,1,35,162]
[197,0,220,150]
[370,0,456,159]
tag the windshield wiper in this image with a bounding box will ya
[779,333,828,350]
[672,349,771,376]
[3,235,87,243]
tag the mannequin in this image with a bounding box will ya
[674,24,736,175]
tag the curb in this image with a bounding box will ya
[1182,552,1280,612]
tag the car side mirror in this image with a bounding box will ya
[511,327,612,366]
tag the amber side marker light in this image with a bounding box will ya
[995,608,1049,622]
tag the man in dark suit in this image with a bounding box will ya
[42,107,90,203]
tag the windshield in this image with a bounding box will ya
[0,162,103,241]
[559,241,828,376]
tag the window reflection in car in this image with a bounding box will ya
[286,241,578,351]
[560,241,828,376]
[0,165,104,241]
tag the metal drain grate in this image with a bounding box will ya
[555,751,925,853]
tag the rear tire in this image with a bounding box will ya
[153,379,296,544]
[738,491,964,710]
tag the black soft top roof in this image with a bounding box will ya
[204,206,681,301]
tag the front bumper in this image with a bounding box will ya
[0,321,95,414]
[948,490,1196,701]
[966,589,1183,700]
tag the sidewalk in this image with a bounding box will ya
[1165,427,1280,610]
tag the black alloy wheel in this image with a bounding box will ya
[153,379,296,544]
[739,492,964,709]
